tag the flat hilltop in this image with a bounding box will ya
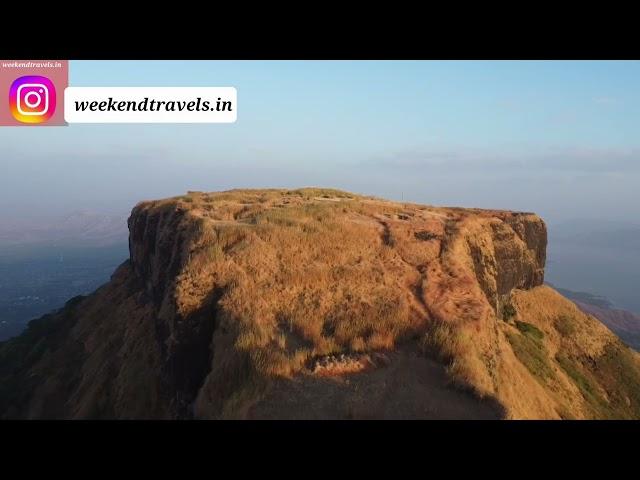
[1,188,639,419]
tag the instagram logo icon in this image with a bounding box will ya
[9,75,56,123]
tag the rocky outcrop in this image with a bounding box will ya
[461,213,546,314]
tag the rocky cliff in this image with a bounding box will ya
[2,188,639,419]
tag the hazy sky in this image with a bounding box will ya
[2,60,639,224]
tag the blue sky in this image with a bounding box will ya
[2,60,639,223]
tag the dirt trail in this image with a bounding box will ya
[248,349,504,419]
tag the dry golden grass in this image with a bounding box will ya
[136,189,540,414]
[129,188,640,419]
[132,190,457,410]
[13,188,640,419]
[501,286,640,418]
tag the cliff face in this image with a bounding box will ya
[2,189,639,419]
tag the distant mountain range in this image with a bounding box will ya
[553,285,640,351]
[548,218,640,253]
[0,210,128,251]
[0,210,129,340]
[545,218,640,315]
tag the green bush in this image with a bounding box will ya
[515,321,544,341]
[502,303,517,321]
[506,331,554,382]
[507,322,554,383]
[554,315,576,336]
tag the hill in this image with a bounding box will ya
[552,286,640,352]
[1,188,639,419]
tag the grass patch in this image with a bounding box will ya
[555,353,605,415]
[555,344,640,419]
[554,315,576,336]
[247,202,338,229]
[515,321,544,342]
[590,343,640,418]
[252,209,300,227]
[286,188,354,199]
[556,354,598,398]
[421,321,470,364]
[506,323,554,383]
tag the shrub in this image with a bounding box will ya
[554,315,576,336]
[421,321,470,364]
[515,321,544,342]
[414,231,440,242]
[502,303,517,321]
